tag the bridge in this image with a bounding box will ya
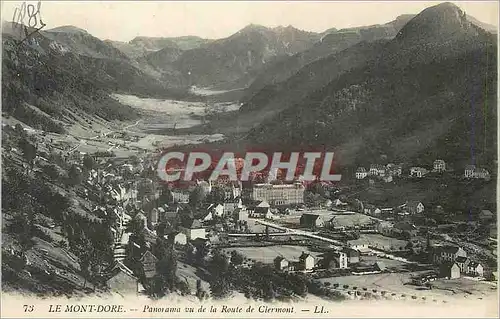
[227,232,292,237]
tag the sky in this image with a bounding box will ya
[1,1,498,42]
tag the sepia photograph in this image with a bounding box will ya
[0,0,498,317]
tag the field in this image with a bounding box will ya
[246,219,284,233]
[318,273,497,302]
[328,213,377,228]
[360,255,409,269]
[350,234,408,251]
[223,245,321,264]
[278,210,377,228]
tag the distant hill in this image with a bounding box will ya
[1,23,192,133]
[42,27,130,61]
[170,24,321,89]
[468,15,497,34]
[130,35,212,51]
[138,46,184,71]
[106,36,213,59]
[244,2,497,172]
[241,14,416,105]
[45,25,90,34]
[394,2,492,46]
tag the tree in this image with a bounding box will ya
[189,186,206,208]
[155,221,170,238]
[208,250,232,299]
[152,243,178,297]
[193,241,208,266]
[230,250,244,267]
[289,274,308,297]
[19,138,37,171]
[263,280,275,301]
[159,187,173,205]
[196,279,207,300]
[67,165,83,186]
[153,237,170,261]
[304,191,323,207]
[14,123,27,138]
[209,250,229,276]
[176,279,191,296]
[10,210,34,251]
[309,182,325,197]
[209,186,226,204]
[43,163,62,181]
[83,154,95,172]
[73,234,99,290]
[210,277,231,299]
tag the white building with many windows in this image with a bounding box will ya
[464,165,490,180]
[356,167,368,179]
[433,159,446,172]
[248,182,305,206]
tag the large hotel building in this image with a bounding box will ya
[247,182,305,206]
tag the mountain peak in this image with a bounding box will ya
[238,24,270,34]
[46,25,89,34]
[395,2,481,45]
[273,25,295,31]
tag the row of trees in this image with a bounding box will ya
[2,126,118,292]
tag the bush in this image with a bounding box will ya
[176,280,191,296]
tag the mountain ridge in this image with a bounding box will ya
[242,2,497,173]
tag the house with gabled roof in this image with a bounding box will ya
[410,167,429,178]
[180,219,206,240]
[465,261,484,277]
[140,251,158,280]
[172,232,187,245]
[223,198,242,215]
[369,164,385,177]
[322,251,348,269]
[298,252,315,271]
[479,210,494,222]
[248,200,272,219]
[455,256,468,273]
[433,159,446,172]
[439,262,460,279]
[393,221,418,237]
[405,201,425,215]
[233,208,249,222]
[203,203,224,218]
[342,247,360,264]
[464,165,490,180]
[355,167,368,179]
[274,256,290,271]
[300,213,325,228]
[386,163,403,177]
[200,211,213,222]
[106,261,139,295]
[464,165,476,178]
[431,244,467,265]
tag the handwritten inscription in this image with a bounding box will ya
[11,0,46,44]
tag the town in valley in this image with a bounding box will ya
[1,0,497,310]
